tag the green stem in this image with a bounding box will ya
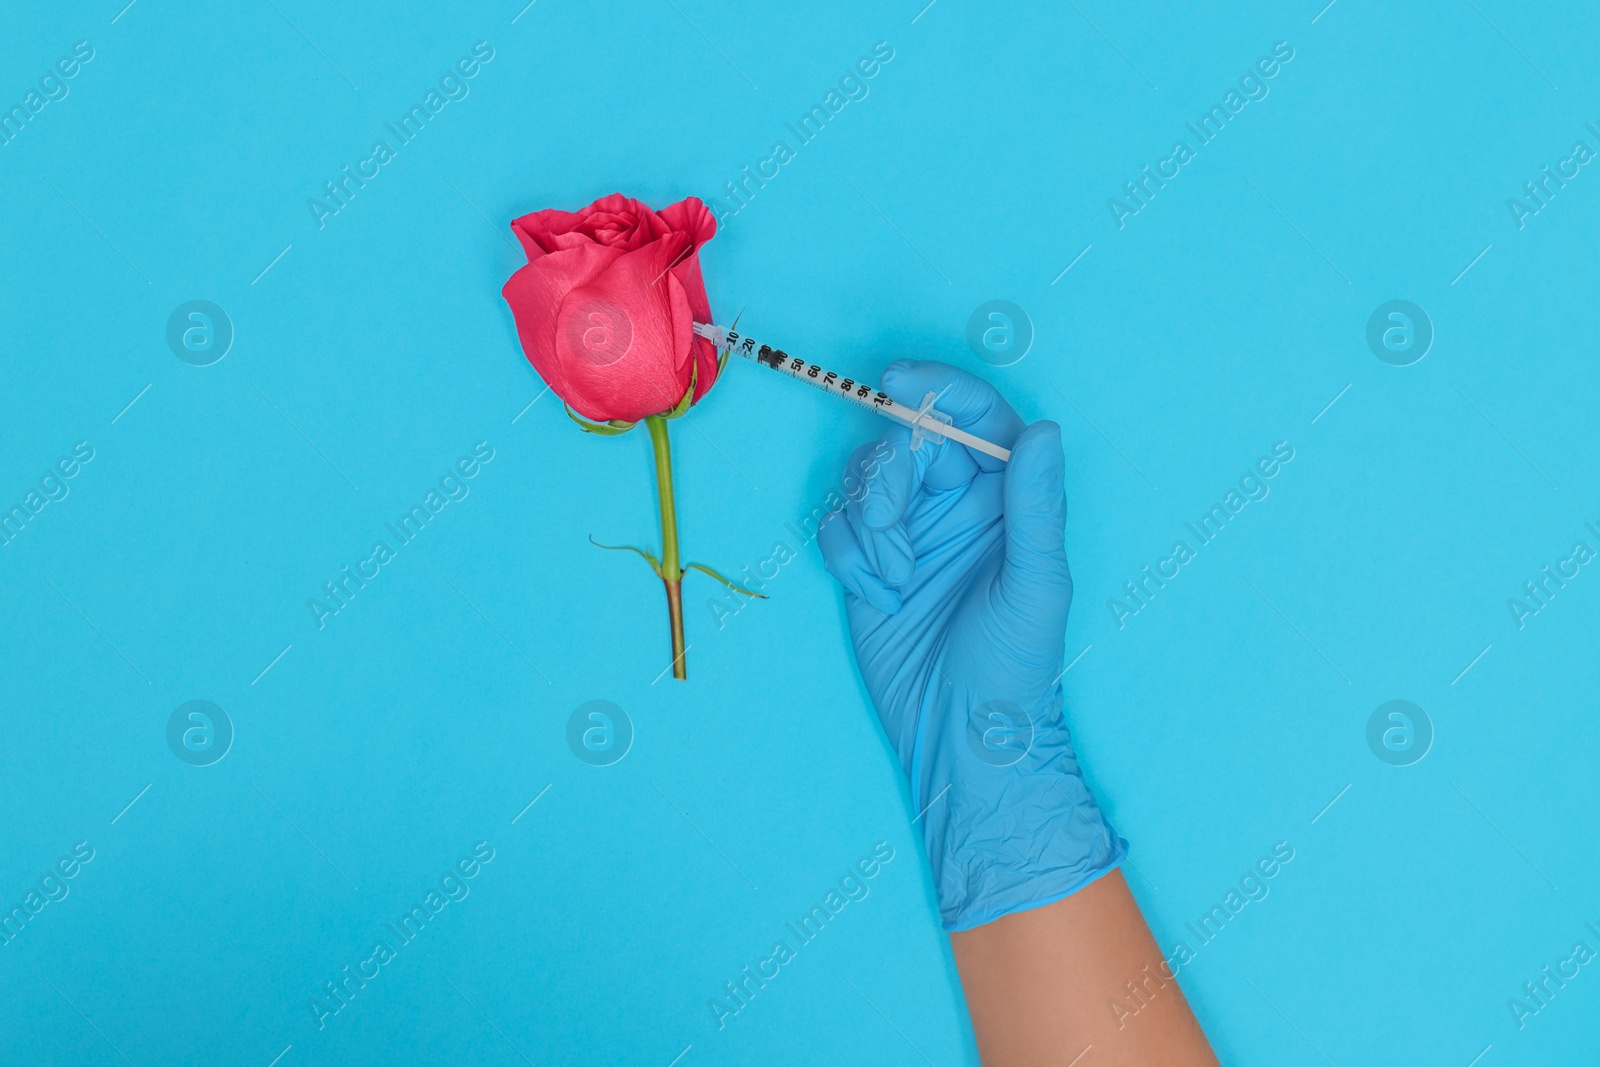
[645,415,687,680]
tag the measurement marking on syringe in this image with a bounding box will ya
[698,325,1012,463]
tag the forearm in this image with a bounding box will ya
[950,870,1219,1067]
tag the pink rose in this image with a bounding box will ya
[501,193,719,424]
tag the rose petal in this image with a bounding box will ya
[540,230,606,253]
[624,207,671,251]
[668,249,713,330]
[580,193,638,219]
[511,207,591,260]
[665,251,718,404]
[501,241,626,406]
[512,194,651,258]
[550,234,695,422]
[658,197,717,250]
[662,257,720,405]
[582,211,635,247]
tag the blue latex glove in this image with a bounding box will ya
[818,360,1126,932]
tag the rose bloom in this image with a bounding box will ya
[501,194,719,424]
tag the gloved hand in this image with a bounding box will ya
[818,360,1125,932]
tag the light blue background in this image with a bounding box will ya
[2,0,1598,1063]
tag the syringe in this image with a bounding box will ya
[692,324,1012,462]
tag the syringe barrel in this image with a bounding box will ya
[722,330,907,419]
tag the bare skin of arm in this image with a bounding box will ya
[949,870,1220,1067]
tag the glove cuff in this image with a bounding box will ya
[910,688,1128,932]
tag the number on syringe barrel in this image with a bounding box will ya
[727,331,761,361]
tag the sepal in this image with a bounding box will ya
[565,404,637,435]
[662,360,699,420]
